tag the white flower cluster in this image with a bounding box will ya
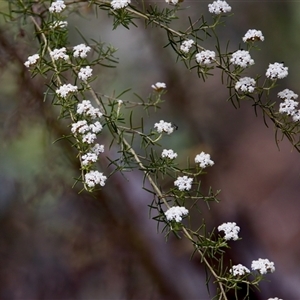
[278,89,300,121]
[165,0,180,4]
[251,258,275,275]
[50,47,69,61]
[82,144,104,166]
[111,0,131,10]
[278,89,298,100]
[56,83,78,99]
[82,153,97,166]
[88,121,103,133]
[208,0,231,14]
[174,176,193,191]
[230,50,254,68]
[71,120,102,144]
[180,39,194,54]
[195,50,216,65]
[154,120,174,134]
[230,264,250,276]
[195,151,214,168]
[24,54,40,68]
[266,62,288,80]
[85,170,107,188]
[72,120,103,146]
[243,29,264,42]
[235,77,256,93]
[161,149,177,159]
[151,82,166,91]
[78,66,93,81]
[267,298,282,300]
[49,0,66,13]
[165,206,189,222]
[218,222,240,241]
[73,44,91,58]
[77,100,103,119]
[50,20,68,29]
[71,120,89,134]
[75,103,103,132]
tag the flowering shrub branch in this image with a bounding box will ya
[3,0,294,299]
[105,0,300,152]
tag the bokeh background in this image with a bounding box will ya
[1,1,300,299]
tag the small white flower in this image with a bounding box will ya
[91,144,105,155]
[165,0,180,4]
[277,89,298,117]
[277,89,298,100]
[49,0,66,13]
[230,264,250,276]
[81,152,98,166]
[230,50,254,68]
[77,100,93,115]
[195,50,216,65]
[251,258,275,275]
[73,44,91,58]
[292,110,300,122]
[56,84,78,98]
[218,222,240,241]
[89,121,103,134]
[161,149,178,160]
[266,62,288,80]
[87,107,102,119]
[111,0,131,10]
[50,47,69,61]
[78,66,93,81]
[50,21,68,29]
[242,29,264,43]
[174,176,193,191]
[85,170,107,187]
[24,54,40,68]
[71,120,89,134]
[180,39,194,54]
[279,99,298,116]
[77,100,103,119]
[154,120,174,135]
[208,0,231,14]
[267,298,283,300]
[165,206,189,222]
[195,152,214,168]
[82,132,97,144]
[151,82,166,91]
[235,77,256,93]
[81,146,104,166]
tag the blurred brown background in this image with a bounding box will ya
[1,1,300,299]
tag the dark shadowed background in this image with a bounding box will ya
[0,1,300,299]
